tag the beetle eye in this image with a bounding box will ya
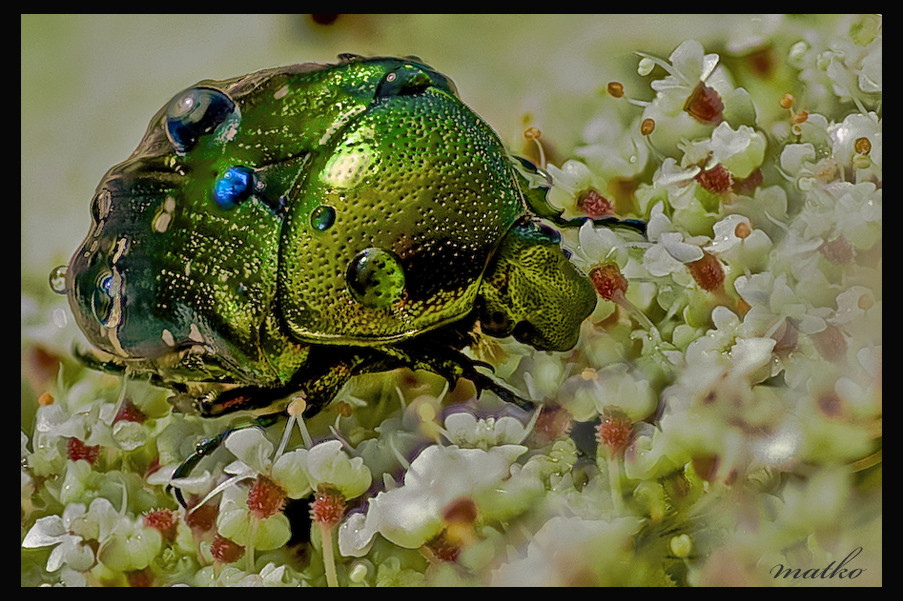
[165,87,237,154]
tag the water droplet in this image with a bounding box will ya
[346,248,406,309]
[91,189,112,223]
[310,205,336,231]
[49,265,68,294]
[213,166,255,209]
[93,269,124,329]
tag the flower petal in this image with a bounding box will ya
[224,428,274,474]
[22,515,67,548]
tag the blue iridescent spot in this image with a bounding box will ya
[213,166,255,209]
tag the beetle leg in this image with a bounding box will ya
[511,154,648,237]
[167,413,282,508]
[381,344,535,412]
[72,344,128,374]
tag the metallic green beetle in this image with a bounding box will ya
[57,55,640,427]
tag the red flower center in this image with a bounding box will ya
[310,487,346,527]
[210,533,245,564]
[597,412,635,457]
[67,437,100,464]
[695,163,733,194]
[247,475,286,520]
[819,236,854,265]
[577,188,615,218]
[687,252,725,292]
[113,398,147,424]
[143,508,178,541]
[589,263,628,301]
[685,81,724,124]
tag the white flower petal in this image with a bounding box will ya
[661,232,704,263]
[646,202,674,242]
[22,516,67,548]
[224,428,274,474]
[337,511,376,558]
[780,143,816,174]
[706,214,747,253]
[668,39,706,83]
[352,445,526,550]
[305,440,372,499]
[271,449,314,498]
[643,243,683,277]
[730,337,776,376]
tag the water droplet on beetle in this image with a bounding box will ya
[94,269,124,329]
[91,189,112,223]
[310,205,336,231]
[49,265,68,294]
[346,248,406,309]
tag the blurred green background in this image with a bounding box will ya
[22,14,804,286]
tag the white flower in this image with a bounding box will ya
[22,510,96,572]
[574,113,649,179]
[820,20,882,104]
[643,39,727,116]
[490,516,642,586]
[215,484,291,551]
[338,444,526,556]
[729,337,777,380]
[284,439,372,499]
[442,411,531,449]
[570,219,630,273]
[22,497,126,573]
[708,122,766,179]
[831,286,877,327]
[735,272,832,339]
[857,40,882,93]
[684,305,743,365]
[96,516,163,572]
[219,429,370,500]
[544,159,617,220]
[642,202,707,280]
[780,142,817,176]
[806,181,881,251]
[588,363,658,421]
[545,160,600,197]
[652,158,699,209]
[705,213,772,267]
[827,111,881,173]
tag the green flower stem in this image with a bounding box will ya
[608,455,626,515]
[245,517,258,574]
[318,522,339,587]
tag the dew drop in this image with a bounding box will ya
[49,265,68,294]
[346,248,406,309]
[310,205,336,231]
[94,269,124,329]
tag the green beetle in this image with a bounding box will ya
[55,55,642,457]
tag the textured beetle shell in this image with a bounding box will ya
[279,87,524,343]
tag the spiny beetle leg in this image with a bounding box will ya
[384,343,535,412]
[168,413,282,508]
[467,369,536,412]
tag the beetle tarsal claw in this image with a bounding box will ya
[467,368,535,412]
